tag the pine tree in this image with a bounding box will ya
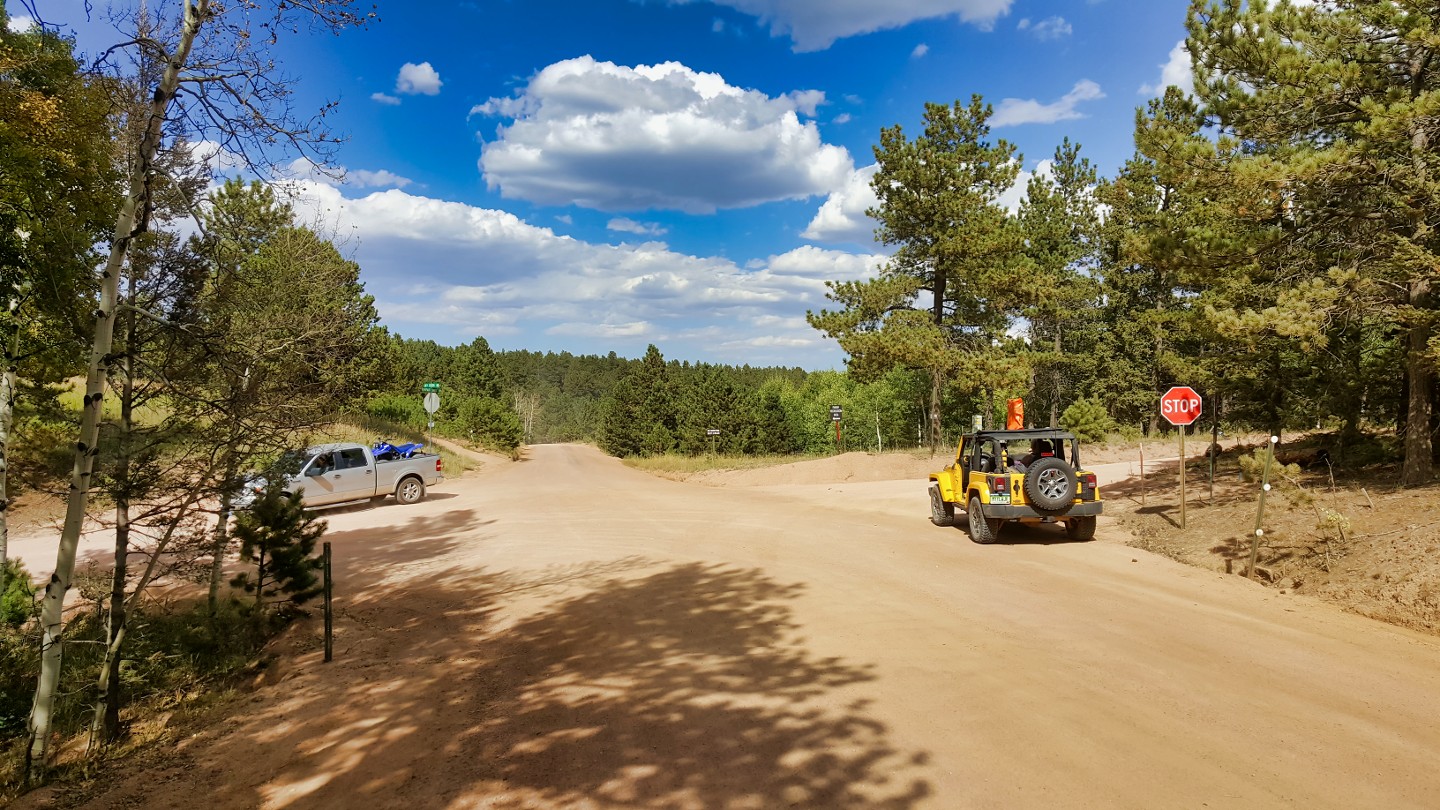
[1187,0,1440,483]
[598,345,676,456]
[809,97,1027,448]
[1017,138,1101,426]
[229,490,326,615]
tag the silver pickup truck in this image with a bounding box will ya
[242,442,444,508]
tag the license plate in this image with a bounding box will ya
[989,494,1011,505]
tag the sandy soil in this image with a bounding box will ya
[12,443,1440,809]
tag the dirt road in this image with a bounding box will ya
[28,444,1440,809]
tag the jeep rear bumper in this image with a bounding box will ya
[980,502,1103,520]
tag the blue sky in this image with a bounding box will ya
[25,0,1197,368]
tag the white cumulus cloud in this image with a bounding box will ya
[665,0,1014,51]
[348,169,414,189]
[396,61,443,96]
[281,158,412,189]
[804,159,1056,244]
[278,182,883,366]
[7,15,34,31]
[802,163,879,244]
[911,43,930,59]
[371,92,401,106]
[473,56,853,213]
[1139,40,1194,96]
[1018,15,1070,40]
[990,79,1104,127]
[608,217,669,237]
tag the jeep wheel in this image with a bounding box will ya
[1065,515,1097,540]
[1023,456,1078,515]
[929,484,954,526]
[396,476,426,505]
[968,496,1003,544]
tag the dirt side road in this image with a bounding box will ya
[21,444,1440,809]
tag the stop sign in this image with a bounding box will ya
[1160,386,1203,426]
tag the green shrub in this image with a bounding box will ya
[0,561,36,629]
[1060,397,1119,443]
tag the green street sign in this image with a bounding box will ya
[422,382,441,392]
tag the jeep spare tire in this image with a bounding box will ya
[1023,456,1077,515]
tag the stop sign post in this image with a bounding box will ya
[1161,386,1203,529]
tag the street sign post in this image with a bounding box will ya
[829,405,843,453]
[422,382,441,393]
[1161,386,1203,529]
[423,391,440,431]
[706,428,720,455]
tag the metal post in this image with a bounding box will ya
[1209,421,1218,503]
[1179,428,1186,530]
[1248,435,1278,579]
[1140,444,1146,507]
[323,541,333,663]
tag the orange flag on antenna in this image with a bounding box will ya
[1006,398,1024,430]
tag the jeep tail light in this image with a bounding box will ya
[989,475,1009,492]
[1082,473,1097,487]
[436,458,443,473]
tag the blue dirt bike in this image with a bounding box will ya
[373,439,425,461]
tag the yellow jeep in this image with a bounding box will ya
[928,428,1102,544]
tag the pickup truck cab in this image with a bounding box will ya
[244,442,444,509]
[928,428,1101,544]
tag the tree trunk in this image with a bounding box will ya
[208,482,235,614]
[91,305,136,751]
[1050,326,1061,427]
[928,369,943,452]
[27,1,206,781]
[1402,281,1434,486]
[1402,57,1435,484]
[0,301,19,596]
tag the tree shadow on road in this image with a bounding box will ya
[63,553,932,809]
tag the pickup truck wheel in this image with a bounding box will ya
[929,484,955,526]
[1023,457,1078,515]
[1066,516,1097,540]
[968,496,1003,544]
[396,477,426,505]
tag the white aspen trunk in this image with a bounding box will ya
[26,0,208,780]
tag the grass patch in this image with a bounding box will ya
[624,451,834,476]
[0,598,281,795]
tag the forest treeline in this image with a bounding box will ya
[6,0,1440,789]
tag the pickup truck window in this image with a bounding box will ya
[337,448,368,470]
